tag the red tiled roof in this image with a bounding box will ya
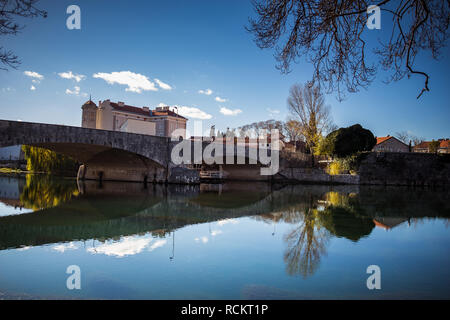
[110,102,187,120]
[414,141,430,149]
[110,103,150,116]
[152,108,187,120]
[414,139,450,150]
[376,136,392,145]
[440,139,450,149]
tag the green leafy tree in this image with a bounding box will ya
[320,124,376,158]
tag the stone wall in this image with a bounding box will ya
[274,168,360,185]
[357,152,450,186]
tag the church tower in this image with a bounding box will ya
[81,98,97,129]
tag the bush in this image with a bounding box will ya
[321,124,376,158]
[326,156,358,175]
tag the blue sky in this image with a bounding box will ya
[0,0,449,139]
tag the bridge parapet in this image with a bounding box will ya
[0,120,170,166]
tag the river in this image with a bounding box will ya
[0,174,448,299]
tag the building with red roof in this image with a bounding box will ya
[372,135,410,153]
[81,99,187,138]
[413,139,450,154]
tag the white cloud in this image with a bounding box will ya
[24,71,44,80]
[195,236,209,244]
[211,230,223,236]
[198,88,213,95]
[86,236,166,258]
[267,108,280,116]
[220,107,242,116]
[93,71,158,93]
[215,96,227,103]
[159,102,212,120]
[149,240,167,251]
[65,86,80,95]
[87,236,152,258]
[178,106,212,120]
[217,219,238,226]
[58,71,86,82]
[154,78,172,90]
[53,242,78,253]
[30,85,36,91]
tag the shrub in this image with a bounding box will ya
[321,124,376,158]
[326,156,358,175]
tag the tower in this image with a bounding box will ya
[81,98,97,129]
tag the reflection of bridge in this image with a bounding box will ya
[0,178,448,250]
[0,120,275,183]
[0,181,277,250]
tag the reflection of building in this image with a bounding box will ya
[81,99,187,138]
[373,217,408,230]
[372,136,409,152]
[413,139,450,154]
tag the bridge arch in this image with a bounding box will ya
[0,120,170,182]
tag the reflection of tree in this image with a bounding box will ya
[318,192,374,242]
[20,174,79,211]
[283,206,329,278]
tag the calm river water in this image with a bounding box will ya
[0,174,449,299]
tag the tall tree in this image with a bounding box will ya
[287,82,334,153]
[247,0,450,100]
[284,119,303,143]
[0,0,47,70]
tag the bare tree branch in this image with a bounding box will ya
[248,0,449,100]
[0,0,47,70]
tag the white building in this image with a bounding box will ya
[81,99,187,138]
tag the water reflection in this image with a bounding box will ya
[0,174,449,283]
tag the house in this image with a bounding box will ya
[372,135,410,152]
[81,99,187,138]
[283,140,308,153]
[413,139,450,154]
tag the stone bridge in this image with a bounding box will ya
[0,120,277,183]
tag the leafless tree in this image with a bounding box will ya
[395,130,424,146]
[287,82,334,152]
[284,119,303,143]
[0,0,47,70]
[238,119,285,138]
[247,0,449,100]
[395,131,411,144]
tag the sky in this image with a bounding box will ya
[0,0,449,140]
